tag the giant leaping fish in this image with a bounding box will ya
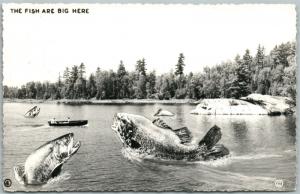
[14,133,81,185]
[111,113,229,161]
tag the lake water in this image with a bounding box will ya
[3,102,296,191]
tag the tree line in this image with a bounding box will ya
[4,42,296,104]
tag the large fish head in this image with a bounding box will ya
[111,113,142,149]
[14,133,81,185]
[51,133,81,162]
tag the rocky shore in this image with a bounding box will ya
[3,98,197,105]
[4,94,294,116]
[190,94,294,115]
[240,94,294,115]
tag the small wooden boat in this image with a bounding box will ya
[48,120,88,126]
[24,106,40,118]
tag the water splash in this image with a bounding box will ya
[195,152,283,167]
[121,148,152,162]
[122,147,285,169]
[194,154,232,167]
[43,171,71,187]
[232,153,283,160]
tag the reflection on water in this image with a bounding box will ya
[3,103,296,191]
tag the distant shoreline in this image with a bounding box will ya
[4,95,295,115]
[3,98,198,105]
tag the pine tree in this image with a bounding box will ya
[57,73,62,87]
[186,72,196,99]
[70,66,79,84]
[175,53,185,76]
[96,67,101,77]
[117,60,128,98]
[146,71,156,98]
[243,49,252,72]
[255,45,265,69]
[79,63,86,78]
[160,76,171,100]
[35,82,44,99]
[63,67,70,84]
[117,61,126,77]
[229,55,251,98]
[68,65,79,98]
[277,42,292,67]
[86,74,97,98]
[136,58,146,76]
[256,68,271,95]
[136,75,147,99]
[135,58,147,98]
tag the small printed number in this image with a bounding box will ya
[4,179,12,187]
[274,179,283,188]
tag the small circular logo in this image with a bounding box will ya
[274,179,284,188]
[3,179,12,187]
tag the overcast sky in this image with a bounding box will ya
[3,4,296,87]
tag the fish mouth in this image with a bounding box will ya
[50,139,79,179]
[67,133,81,156]
[111,113,130,145]
[68,139,81,156]
[112,113,141,149]
[55,133,81,161]
[51,133,81,178]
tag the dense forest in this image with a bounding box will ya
[4,42,296,104]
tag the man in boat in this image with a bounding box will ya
[50,118,56,124]
[67,117,70,123]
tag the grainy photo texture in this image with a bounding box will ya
[2,3,297,192]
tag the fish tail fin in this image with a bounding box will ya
[198,125,222,150]
[203,144,230,160]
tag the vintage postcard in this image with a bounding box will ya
[2,3,297,192]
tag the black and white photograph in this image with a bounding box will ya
[2,3,297,192]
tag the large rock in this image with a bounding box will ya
[241,94,293,115]
[190,99,268,115]
[191,95,294,116]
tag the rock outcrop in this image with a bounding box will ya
[190,99,268,115]
[190,94,294,115]
[240,94,294,115]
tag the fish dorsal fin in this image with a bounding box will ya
[152,118,172,130]
[152,118,193,144]
[172,127,193,144]
[14,165,26,185]
[198,125,222,150]
[153,108,162,116]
